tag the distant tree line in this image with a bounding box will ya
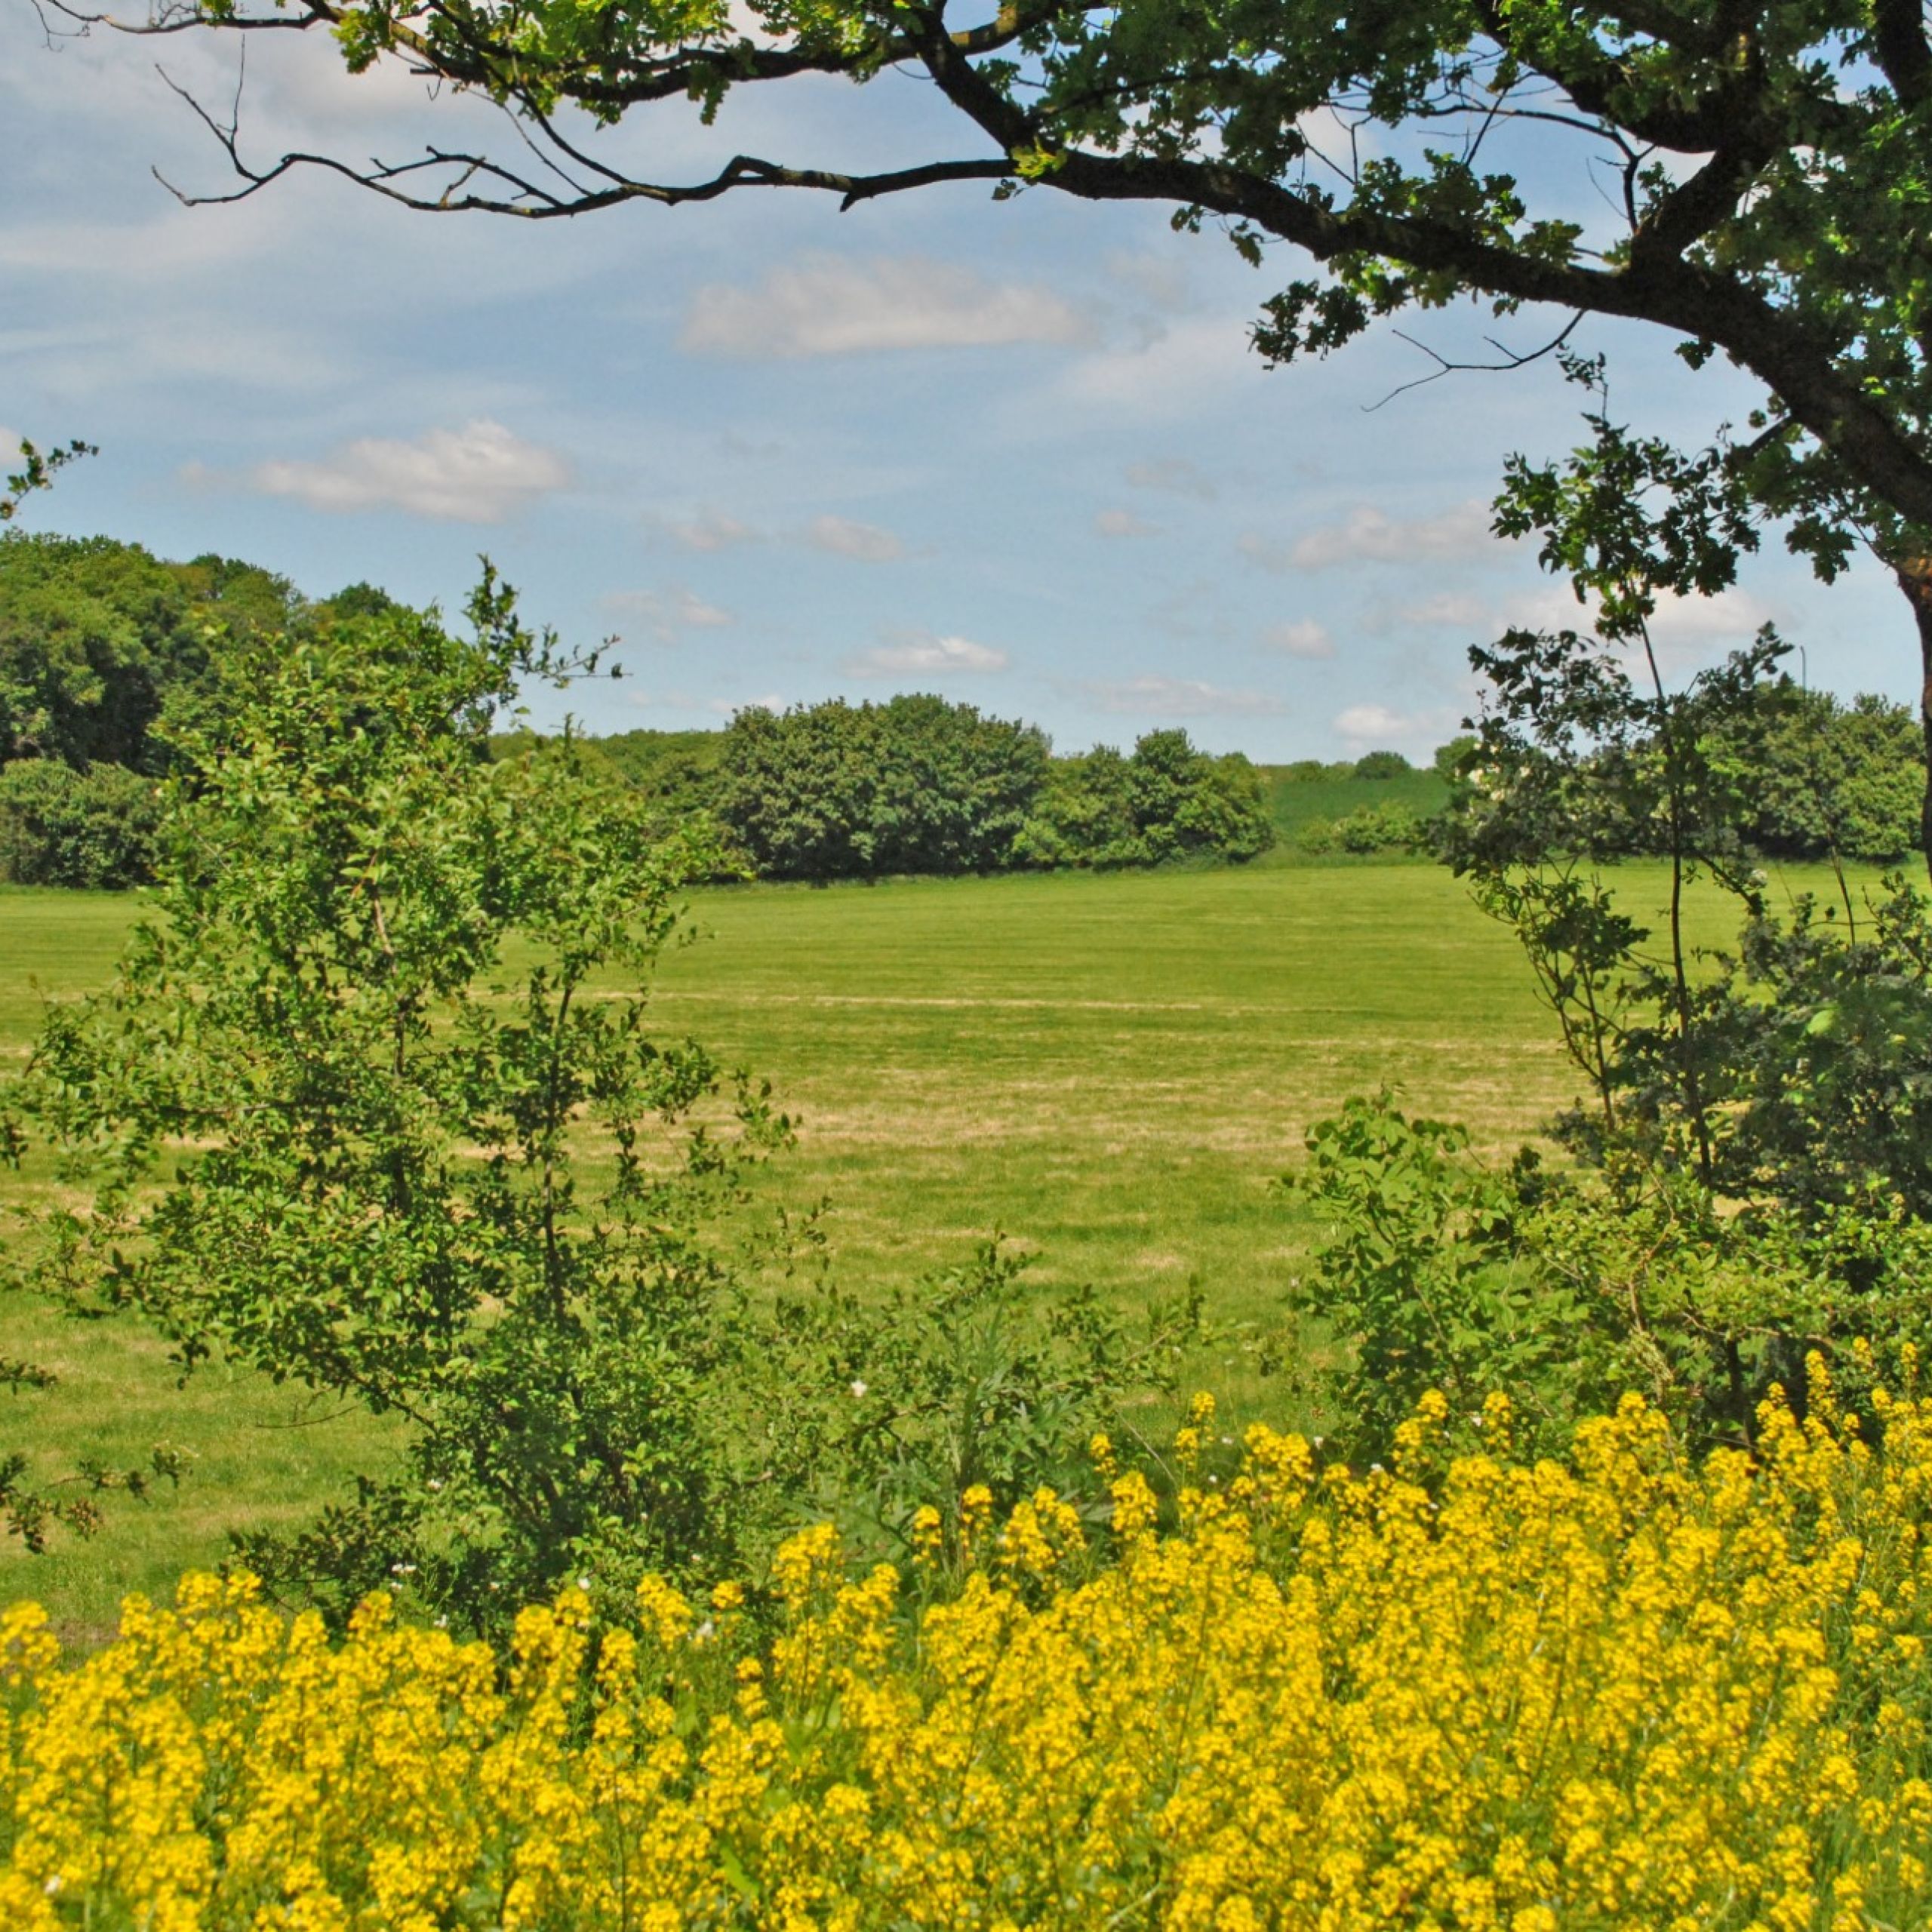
[536,697,1276,879]
[3,531,1923,884]
[0,532,395,887]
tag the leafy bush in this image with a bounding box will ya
[8,1378,1931,1929]
[10,578,789,1625]
[0,759,159,888]
[718,694,1050,878]
[1297,801,1432,856]
[1709,683,1921,864]
[718,703,1273,878]
[1286,1094,1932,1460]
[1350,748,1411,779]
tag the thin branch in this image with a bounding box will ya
[150,66,1014,217]
[1365,312,1587,412]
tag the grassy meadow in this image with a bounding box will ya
[0,857,1857,1633]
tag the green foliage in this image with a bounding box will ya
[1287,1094,1932,1463]
[1286,1097,1591,1457]
[1299,801,1432,857]
[717,703,1272,879]
[1350,749,1412,780]
[719,694,1051,879]
[1711,685,1922,865]
[1669,881,1932,1222]
[0,532,304,777]
[8,574,789,1625]
[0,761,160,889]
[755,1238,1203,1555]
[1121,730,1274,865]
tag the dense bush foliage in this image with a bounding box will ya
[718,694,1051,878]
[1287,1093,1932,1460]
[7,1378,1930,1930]
[1296,800,1432,857]
[1713,685,1924,864]
[1349,748,1412,780]
[709,700,1273,878]
[0,533,302,773]
[0,534,416,888]
[1018,727,1274,869]
[0,759,158,888]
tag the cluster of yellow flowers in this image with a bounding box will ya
[5,1366,1930,1930]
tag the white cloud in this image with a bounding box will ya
[665,508,760,551]
[1060,318,1247,412]
[1125,457,1217,500]
[844,630,1008,676]
[603,585,734,643]
[250,420,568,522]
[808,514,904,561]
[682,254,1094,358]
[1503,582,1777,652]
[1243,498,1497,572]
[1095,508,1156,538]
[1263,619,1335,660]
[1334,701,1462,747]
[1083,676,1287,717]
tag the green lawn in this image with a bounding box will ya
[0,859,1855,1634]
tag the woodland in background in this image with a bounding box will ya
[7,529,1922,889]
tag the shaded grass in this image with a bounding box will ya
[0,858,1863,1632]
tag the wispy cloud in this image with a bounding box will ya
[845,629,1008,676]
[1334,701,1461,747]
[1082,676,1286,717]
[664,508,761,551]
[1243,498,1497,572]
[248,420,568,522]
[1395,591,1491,629]
[1263,618,1335,660]
[602,584,734,643]
[1095,507,1156,538]
[682,254,1094,358]
[808,514,904,561]
[1124,456,1217,500]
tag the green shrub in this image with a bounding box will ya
[0,758,158,888]
[1351,749,1412,780]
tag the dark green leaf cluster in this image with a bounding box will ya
[711,700,1274,879]
[1017,728,1275,871]
[0,533,408,888]
[0,759,162,889]
[718,693,1051,879]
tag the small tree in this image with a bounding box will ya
[11,573,803,1627]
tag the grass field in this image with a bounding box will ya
[1258,768,1449,845]
[0,857,1858,1633]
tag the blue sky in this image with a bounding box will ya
[1,8,1912,759]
